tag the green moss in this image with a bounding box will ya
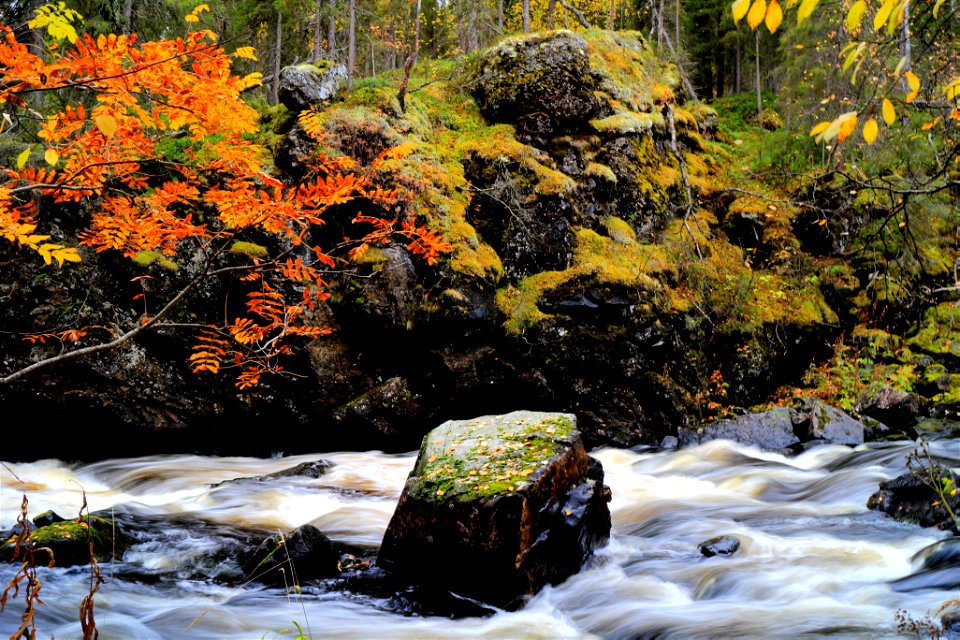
[496,270,577,335]
[132,250,179,271]
[574,227,670,288]
[409,411,577,503]
[228,241,269,259]
[907,302,960,359]
[583,162,617,183]
[591,112,664,134]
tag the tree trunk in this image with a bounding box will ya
[657,0,664,47]
[499,0,505,32]
[547,0,557,29]
[122,0,133,35]
[675,0,680,57]
[271,8,282,105]
[328,0,337,59]
[313,0,323,60]
[609,0,615,29]
[735,30,741,93]
[348,0,356,90]
[397,0,422,113]
[523,0,531,33]
[754,30,761,117]
[900,0,912,91]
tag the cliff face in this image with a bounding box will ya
[1,30,954,459]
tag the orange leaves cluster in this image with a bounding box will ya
[2,20,450,389]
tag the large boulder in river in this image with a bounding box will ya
[377,410,611,609]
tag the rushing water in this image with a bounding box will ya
[1,437,958,639]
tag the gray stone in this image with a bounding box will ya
[278,62,347,113]
[678,407,800,451]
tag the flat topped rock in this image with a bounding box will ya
[407,410,577,503]
[378,410,610,609]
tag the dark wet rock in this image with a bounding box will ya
[331,376,423,446]
[678,407,800,451]
[215,460,334,487]
[243,524,340,585]
[943,610,960,638]
[795,399,864,446]
[1,515,132,567]
[265,460,335,480]
[278,62,347,113]
[377,411,611,609]
[868,469,960,534]
[891,537,960,592]
[471,31,602,136]
[857,385,921,433]
[698,535,741,557]
[32,510,66,528]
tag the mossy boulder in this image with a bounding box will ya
[471,31,602,136]
[377,410,611,609]
[1,514,131,567]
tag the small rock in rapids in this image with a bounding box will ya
[698,535,741,557]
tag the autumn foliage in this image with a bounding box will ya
[0,15,449,388]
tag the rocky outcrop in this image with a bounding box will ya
[377,411,611,609]
[278,62,347,112]
[868,468,960,534]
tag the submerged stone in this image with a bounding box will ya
[377,410,611,609]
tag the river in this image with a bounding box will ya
[1,436,958,639]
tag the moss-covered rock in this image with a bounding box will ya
[2,515,131,567]
[377,411,611,609]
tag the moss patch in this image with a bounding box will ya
[408,411,577,503]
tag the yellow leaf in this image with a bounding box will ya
[874,0,895,31]
[886,0,904,34]
[845,0,866,32]
[920,117,940,131]
[765,0,783,33]
[932,0,945,17]
[862,117,878,144]
[796,0,819,24]
[732,0,751,24]
[44,148,59,166]
[893,56,907,78]
[882,98,896,126]
[16,146,31,169]
[837,113,858,142]
[945,79,960,101]
[747,0,767,28]
[842,42,865,71]
[185,13,199,22]
[809,121,831,137]
[232,46,258,61]
[95,114,117,137]
[904,71,920,103]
